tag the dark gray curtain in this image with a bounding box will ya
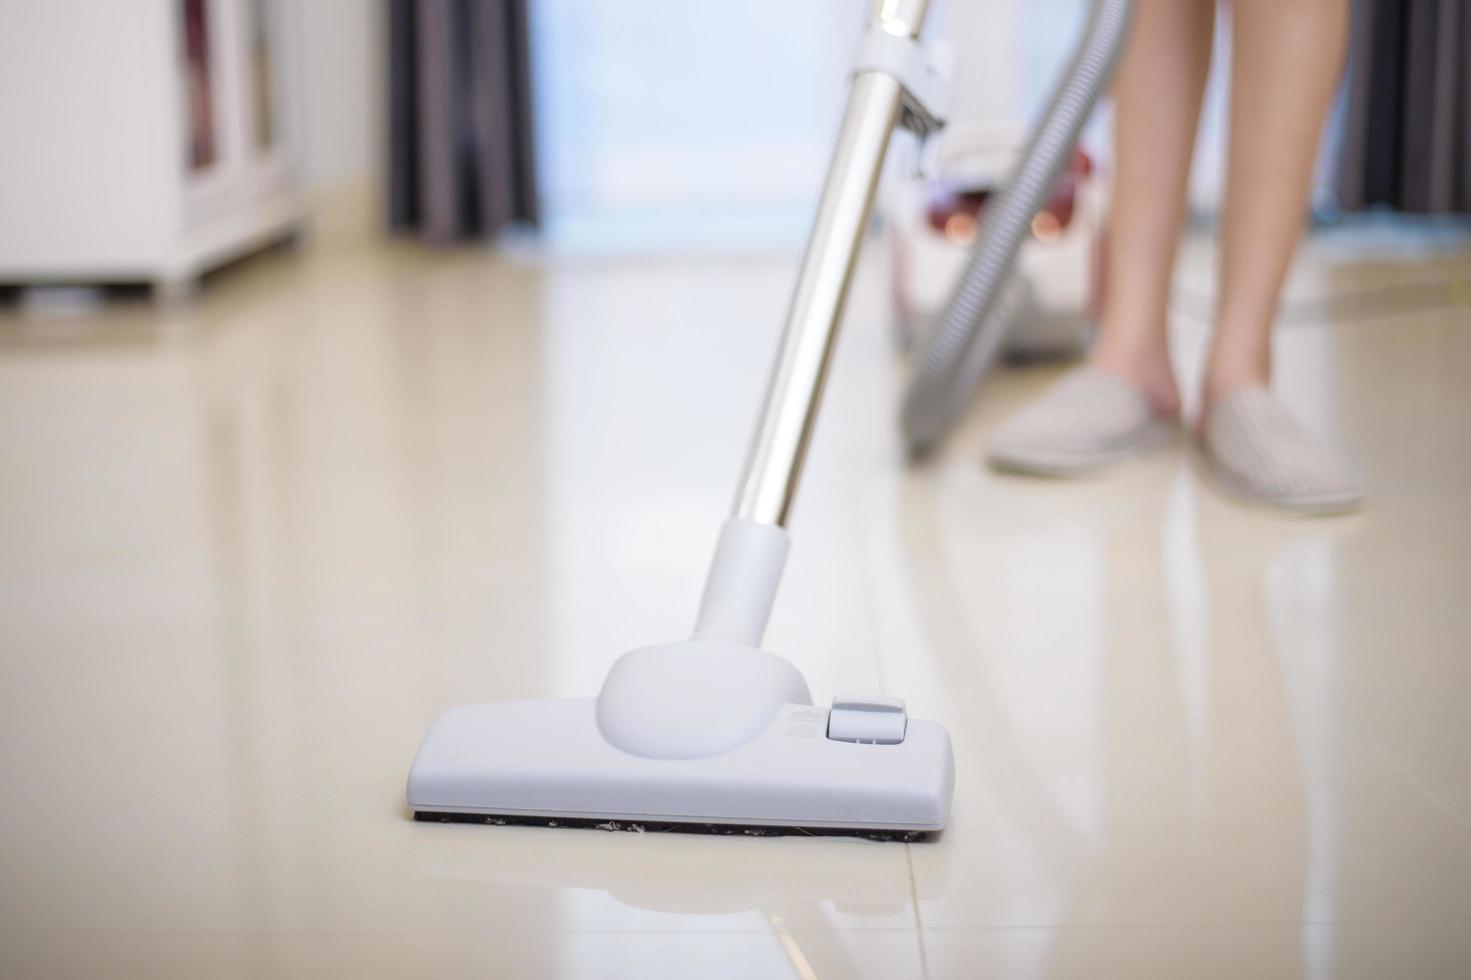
[387,0,538,241]
[1336,0,1471,214]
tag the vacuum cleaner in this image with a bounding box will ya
[901,0,1132,455]
[407,0,1132,839]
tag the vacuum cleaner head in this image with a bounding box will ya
[408,525,955,841]
[408,695,954,840]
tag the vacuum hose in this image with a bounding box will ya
[900,0,1133,457]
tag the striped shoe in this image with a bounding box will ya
[986,367,1180,476]
[1201,386,1364,514]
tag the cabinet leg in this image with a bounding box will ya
[154,275,199,305]
[273,225,307,254]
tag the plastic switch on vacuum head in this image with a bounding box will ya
[827,697,908,744]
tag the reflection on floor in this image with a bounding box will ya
[0,224,1468,978]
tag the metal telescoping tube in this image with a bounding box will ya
[900,0,1134,456]
[733,0,932,527]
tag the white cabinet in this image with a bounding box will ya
[0,0,306,295]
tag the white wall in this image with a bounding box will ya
[527,0,1119,249]
[284,1,1245,237]
[529,0,863,248]
[295,0,382,190]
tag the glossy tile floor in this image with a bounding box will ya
[1,222,1469,978]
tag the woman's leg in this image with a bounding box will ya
[1090,0,1218,416]
[1205,0,1350,410]
[985,0,1215,477]
[1193,0,1362,512]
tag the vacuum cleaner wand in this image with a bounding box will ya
[407,0,957,838]
[737,0,943,529]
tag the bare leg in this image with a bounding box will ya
[987,0,1362,508]
[1090,0,1217,416]
[1205,0,1349,412]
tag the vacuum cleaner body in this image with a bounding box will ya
[888,120,1105,360]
